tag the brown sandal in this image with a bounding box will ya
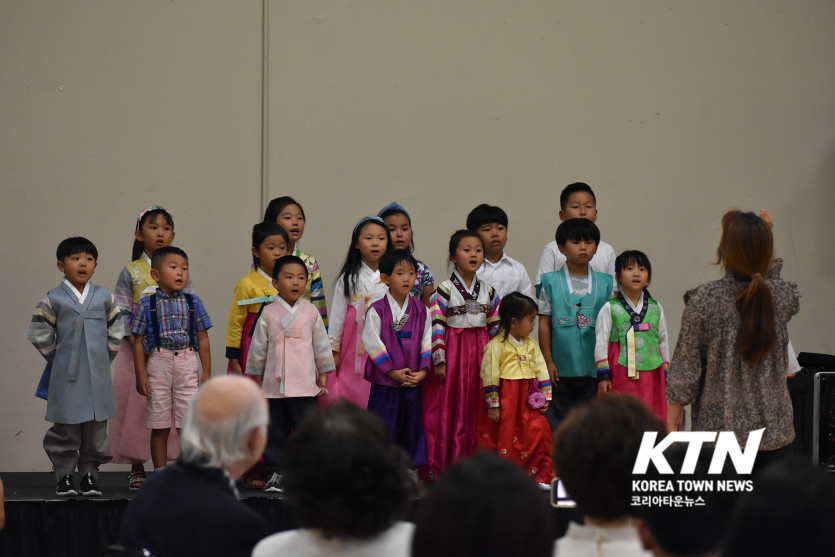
[128,470,146,491]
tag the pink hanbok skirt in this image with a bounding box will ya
[422,326,488,479]
[319,305,370,408]
[607,342,667,422]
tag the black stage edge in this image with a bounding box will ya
[1,472,578,557]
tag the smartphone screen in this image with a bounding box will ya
[549,477,577,508]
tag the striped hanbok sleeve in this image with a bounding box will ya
[430,285,450,365]
[27,295,57,363]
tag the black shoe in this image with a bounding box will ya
[80,472,102,496]
[56,474,77,497]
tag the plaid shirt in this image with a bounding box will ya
[130,289,212,353]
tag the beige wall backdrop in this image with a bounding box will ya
[1,1,833,471]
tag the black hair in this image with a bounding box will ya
[272,254,308,280]
[151,246,188,270]
[379,206,415,253]
[379,249,417,276]
[283,402,411,540]
[553,393,665,520]
[555,218,600,246]
[615,249,653,284]
[263,196,306,224]
[338,218,392,298]
[497,292,538,341]
[559,182,596,210]
[636,444,742,557]
[721,458,835,557]
[447,229,482,259]
[412,452,556,557]
[251,222,289,266]
[132,207,174,260]
[57,237,98,261]
[466,203,508,231]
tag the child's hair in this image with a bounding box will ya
[555,218,600,246]
[283,402,411,540]
[497,292,538,341]
[338,217,392,298]
[263,196,305,224]
[412,452,556,557]
[553,393,665,520]
[465,204,508,231]
[377,202,415,252]
[379,249,417,276]
[132,206,174,260]
[251,222,289,266]
[615,250,653,282]
[272,254,308,280]
[717,210,775,365]
[57,237,98,261]
[559,182,596,210]
[447,229,482,260]
[151,246,188,270]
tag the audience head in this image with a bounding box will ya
[721,458,835,557]
[179,376,268,479]
[283,402,411,540]
[553,393,664,521]
[412,452,556,557]
[635,444,741,557]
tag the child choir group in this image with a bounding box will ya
[28,182,672,496]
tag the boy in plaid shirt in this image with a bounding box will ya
[131,246,212,470]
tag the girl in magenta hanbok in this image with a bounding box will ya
[423,230,501,479]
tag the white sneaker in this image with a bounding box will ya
[264,473,284,493]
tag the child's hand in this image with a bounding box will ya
[136,375,150,397]
[433,364,447,380]
[539,401,549,414]
[228,358,243,375]
[547,362,559,386]
[387,368,411,385]
[317,373,328,391]
[599,379,612,393]
[759,209,774,230]
[408,369,427,386]
[200,371,212,385]
[332,350,341,371]
[254,375,264,388]
[488,407,501,423]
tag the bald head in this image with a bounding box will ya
[196,375,265,423]
[180,376,268,473]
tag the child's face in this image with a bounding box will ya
[134,214,175,256]
[476,222,507,260]
[451,236,484,276]
[558,238,598,268]
[273,262,308,305]
[383,213,412,251]
[616,261,650,297]
[275,204,305,246]
[253,234,288,275]
[355,223,388,266]
[559,192,598,223]
[381,261,416,301]
[150,254,189,295]
[57,252,97,291]
[510,311,537,340]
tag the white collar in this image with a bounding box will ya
[360,261,381,284]
[453,269,477,294]
[562,265,593,296]
[386,292,409,320]
[62,278,90,303]
[256,267,272,283]
[142,251,152,265]
[508,333,524,345]
[622,292,645,313]
[277,296,298,313]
